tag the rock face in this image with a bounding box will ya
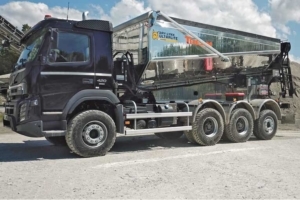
[289,61,300,129]
[270,61,300,130]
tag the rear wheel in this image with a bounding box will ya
[224,108,254,143]
[46,136,66,146]
[192,108,224,146]
[254,110,278,140]
[66,110,116,157]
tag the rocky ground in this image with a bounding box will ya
[0,128,300,199]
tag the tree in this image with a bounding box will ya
[0,48,19,75]
[22,24,31,33]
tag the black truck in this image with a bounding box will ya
[1,11,296,157]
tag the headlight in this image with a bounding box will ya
[19,103,27,122]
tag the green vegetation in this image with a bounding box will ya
[0,48,19,75]
[22,24,31,33]
[0,23,31,75]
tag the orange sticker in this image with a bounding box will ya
[185,35,212,47]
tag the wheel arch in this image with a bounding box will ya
[250,99,281,120]
[189,99,226,123]
[62,90,124,133]
[226,101,256,124]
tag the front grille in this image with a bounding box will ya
[5,105,14,115]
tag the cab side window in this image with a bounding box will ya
[48,32,90,63]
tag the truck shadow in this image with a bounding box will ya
[0,134,290,162]
[110,134,195,154]
[110,134,268,154]
[0,135,197,162]
[0,140,77,162]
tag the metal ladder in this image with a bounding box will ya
[279,53,296,98]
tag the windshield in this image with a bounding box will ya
[15,30,45,70]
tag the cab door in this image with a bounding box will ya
[39,29,95,112]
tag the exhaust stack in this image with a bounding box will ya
[82,11,89,20]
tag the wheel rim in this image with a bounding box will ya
[263,116,275,134]
[202,117,218,137]
[81,121,108,147]
[235,116,249,136]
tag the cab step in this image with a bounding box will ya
[43,130,66,137]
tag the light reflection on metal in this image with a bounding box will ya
[112,11,281,94]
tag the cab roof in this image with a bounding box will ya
[21,18,113,43]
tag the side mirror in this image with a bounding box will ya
[1,39,10,48]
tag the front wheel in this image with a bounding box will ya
[184,130,197,144]
[254,110,278,140]
[192,108,224,146]
[66,110,116,157]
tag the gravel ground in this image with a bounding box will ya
[0,126,300,199]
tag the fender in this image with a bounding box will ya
[250,99,282,120]
[226,100,256,124]
[62,89,120,119]
[189,99,226,123]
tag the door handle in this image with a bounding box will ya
[82,78,93,84]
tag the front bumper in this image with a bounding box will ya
[3,97,44,137]
[3,114,44,137]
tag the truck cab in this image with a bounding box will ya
[3,15,124,139]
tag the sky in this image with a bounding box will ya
[0,0,299,62]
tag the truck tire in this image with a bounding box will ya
[66,110,116,157]
[155,131,183,140]
[46,136,67,146]
[253,109,278,140]
[224,108,254,143]
[192,108,224,146]
[184,130,197,144]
